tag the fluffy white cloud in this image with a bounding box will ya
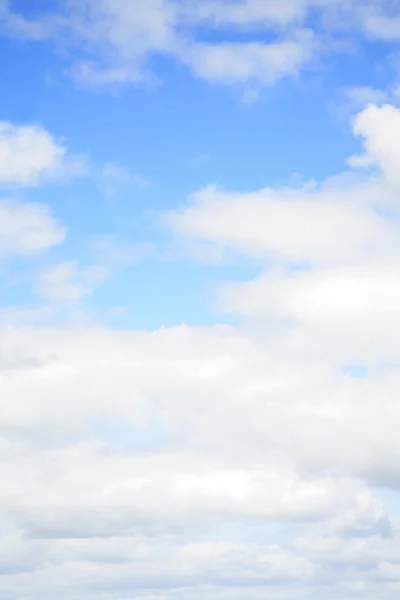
[217,265,400,364]
[350,104,400,189]
[0,320,398,487]
[164,104,400,373]
[0,317,396,598]
[161,105,400,484]
[166,181,396,265]
[0,199,65,258]
[2,444,382,533]
[0,122,85,187]
[0,531,317,600]
[166,104,400,267]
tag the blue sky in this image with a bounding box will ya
[3,1,400,599]
[0,29,390,327]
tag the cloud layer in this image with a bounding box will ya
[3,13,400,597]
[2,0,400,91]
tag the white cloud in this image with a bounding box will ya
[349,104,400,189]
[71,60,155,87]
[2,0,400,93]
[181,30,316,88]
[0,122,85,187]
[341,86,390,112]
[0,199,65,258]
[100,161,150,196]
[160,106,400,483]
[360,7,400,41]
[1,442,382,535]
[217,265,400,364]
[163,104,400,373]
[190,0,310,28]
[1,0,181,87]
[34,261,107,302]
[4,97,400,598]
[0,320,397,487]
[0,531,317,599]
[166,105,400,267]
[0,0,350,91]
[0,317,396,598]
[166,181,396,266]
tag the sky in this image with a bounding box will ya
[4,0,400,599]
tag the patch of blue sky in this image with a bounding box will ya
[91,417,172,452]
[374,488,400,519]
[7,0,55,18]
[342,365,368,378]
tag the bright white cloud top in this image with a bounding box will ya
[1,2,400,600]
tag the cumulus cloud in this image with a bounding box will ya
[349,104,400,188]
[167,104,400,264]
[166,181,397,265]
[217,265,400,364]
[0,320,397,488]
[0,199,65,258]
[0,122,86,187]
[2,441,382,536]
[163,105,400,479]
[0,317,395,598]
[165,105,400,370]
